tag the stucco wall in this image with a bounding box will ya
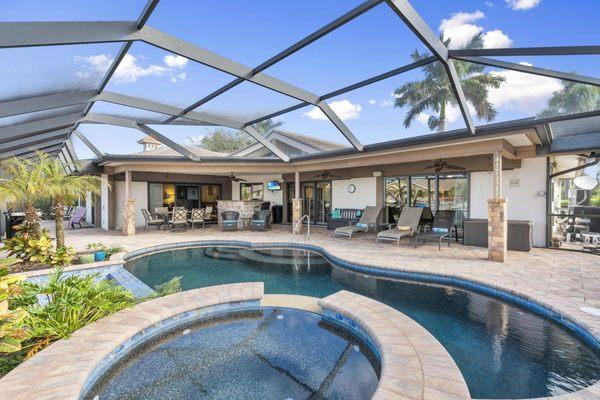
[470,157,547,246]
[114,181,148,229]
[231,174,284,206]
[331,177,378,209]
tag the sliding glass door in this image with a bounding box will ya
[286,181,331,224]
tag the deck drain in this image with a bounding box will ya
[276,315,284,320]
[182,329,191,335]
[580,307,600,316]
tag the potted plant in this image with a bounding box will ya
[77,251,95,264]
[87,243,107,262]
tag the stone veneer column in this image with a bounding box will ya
[292,198,303,234]
[122,199,136,236]
[122,170,135,236]
[488,198,507,262]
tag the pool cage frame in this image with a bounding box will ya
[0,0,599,171]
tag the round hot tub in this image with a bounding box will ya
[85,307,380,400]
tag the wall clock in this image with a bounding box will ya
[347,184,356,193]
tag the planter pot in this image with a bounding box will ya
[78,253,95,264]
[94,251,106,262]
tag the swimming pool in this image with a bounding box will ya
[86,308,380,400]
[125,246,600,399]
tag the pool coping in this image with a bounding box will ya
[11,240,600,400]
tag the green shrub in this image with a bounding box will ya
[1,226,74,266]
[0,268,29,354]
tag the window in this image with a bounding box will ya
[148,183,175,211]
[410,175,436,210]
[384,177,408,222]
[201,184,221,207]
[437,174,468,214]
[240,183,263,201]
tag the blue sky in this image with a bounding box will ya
[1,0,599,158]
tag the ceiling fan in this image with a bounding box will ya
[312,170,344,180]
[228,172,247,182]
[419,159,466,173]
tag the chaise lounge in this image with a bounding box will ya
[413,210,456,250]
[376,207,423,245]
[334,206,383,239]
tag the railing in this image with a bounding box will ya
[293,214,310,240]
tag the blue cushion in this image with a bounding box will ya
[432,227,448,233]
[223,220,237,224]
[331,209,341,219]
[356,210,363,217]
[252,220,265,224]
[356,223,368,229]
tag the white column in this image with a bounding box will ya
[100,174,109,230]
[85,191,93,224]
[493,151,502,200]
[294,170,300,199]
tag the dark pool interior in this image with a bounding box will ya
[125,247,600,399]
[86,307,380,400]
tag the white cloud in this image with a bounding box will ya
[482,29,513,48]
[114,54,167,83]
[488,62,563,112]
[505,0,541,10]
[485,1,494,7]
[439,11,485,48]
[439,10,512,50]
[171,73,187,83]
[368,99,376,105]
[303,99,362,121]
[74,54,113,81]
[416,105,462,128]
[380,99,394,108]
[164,54,188,69]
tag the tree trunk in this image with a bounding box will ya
[24,203,40,238]
[54,202,65,248]
[438,101,447,133]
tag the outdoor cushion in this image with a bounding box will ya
[396,225,411,231]
[356,223,368,228]
[252,220,265,224]
[432,227,448,233]
[331,209,341,219]
[223,219,237,224]
[356,210,363,217]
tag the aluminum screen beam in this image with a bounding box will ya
[0,142,65,160]
[242,126,290,162]
[0,90,96,118]
[0,113,80,143]
[163,0,384,123]
[64,138,78,163]
[137,124,199,161]
[97,91,244,128]
[0,22,140,48]
[454,56,600,87]
[73,130,104,159]
[449,45,600,57]
[318,101,364,150]
[0,130,69,152]
[384,0,475,135]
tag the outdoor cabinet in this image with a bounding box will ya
[463,219,534,251]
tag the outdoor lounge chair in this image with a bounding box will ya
[414,210,456,250]
[188,208,205,229]
[142,209,164,231]
[68,206,86,229]
[221,211,239,231]
[170,207,188,232]
[251,210,272,231]
[334,206,383,239]
[376,207,423,245]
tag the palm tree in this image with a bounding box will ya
[251,119,283,135]
[0,154,51,237]
[539,81,600,118]
[394,34,505,133]
[42,154,104,248]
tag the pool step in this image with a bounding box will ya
[203,247,243,261]
[238,249,329,267]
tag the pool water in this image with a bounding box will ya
[86,308,380,400]
[126,247,600,399]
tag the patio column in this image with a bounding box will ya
[85,191,93,224]
[100,174,109,230]
[488,151,507,262]
[122,170,136,236]
[292,170,303,234]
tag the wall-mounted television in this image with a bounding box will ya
[267,180,281,191]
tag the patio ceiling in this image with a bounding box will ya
[0,0,599,170]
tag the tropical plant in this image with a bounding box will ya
[144,277,182,300]
[0,155,51,236]
[105,246,124,259]
[46,246,76,267]
[41,153,103,248]
[538,81,600,118]
[86,243,107,252]
[250,118,283,135]
[1,227,74,266]
[393,33,505,133]
[0,268,29,354]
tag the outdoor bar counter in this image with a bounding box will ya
[217,200,262,228]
